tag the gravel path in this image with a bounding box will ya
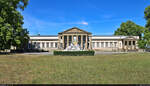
[23,52,53,55]
[95,51,127,55]
[23,51,128,55]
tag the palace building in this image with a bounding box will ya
[29,27,139,52]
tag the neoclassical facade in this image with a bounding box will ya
[29,27,139,52]
[58,28,92,50]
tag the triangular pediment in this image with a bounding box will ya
[59,27,91,34]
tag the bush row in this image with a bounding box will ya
[54,51,95,56]
[11,49,49,53]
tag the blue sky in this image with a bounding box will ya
[22,0,150,35]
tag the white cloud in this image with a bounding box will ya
[23,13,89,27]
[22,13,89,35]
[80,21,89,25]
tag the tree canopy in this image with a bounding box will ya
[114,6,150,49]
[0,0,29,51]
[142,6,150,49]
[114,20,144,39]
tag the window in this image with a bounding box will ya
[34,42,36,48]
[125,41,127,45]
[42,42,45,48]
[51,42,53,48]
[133,41,135,45]
[101,42,104,48]
[37,42,40,48]
[92,42,95,48]
[105,42,108,48]
[110,42,113,48]
[114,42,117,47]
[47,42,49,48]
[97,42,99,48]
[129,41,131,45]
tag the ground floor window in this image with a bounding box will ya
[97,42,100,47]
[110,42,113,48]
[105,42,108,48]
[55,43,58,48]
[46,42,49,48]
[114,42,117,47]
[37,42,40,48]
[129,41,131,45]
[125,41,127,45]
[42,42,45,48]
[92,42,95,48]
[51,42,53,48]
[133,41,135,45]
[101,42,104,48]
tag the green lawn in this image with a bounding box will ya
[0,53,150,84]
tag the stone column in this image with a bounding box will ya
[136,40,138,49]
[104,42,106,48]
[39,42,41,49]
[62,35,64,49]
[131,40,133,50]
[123,40,125,51]
[99,42,101,48]
[87,35,89,49]
[58,36,60,49]
[72,35,74,43]
[108,42,110,48]
[76,35,78,45]
[85,35,88,50]
[53,42,55,48]
[58,35,61,49]
[67,35,69,47]
[89,35,92,50]
[95,42,96,48]
[81,35,83,50]
[127,40,129,51]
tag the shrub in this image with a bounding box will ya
[11,49,49,53]
[54,51,95,56]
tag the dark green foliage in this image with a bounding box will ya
[114,20,148,49]
[144,6,150,31]
[11,49,48,53]
[143,6,150,48]
[0,0,29,51]
[138,40,147,49]
[54,51,95,56]
[114,20,144,39]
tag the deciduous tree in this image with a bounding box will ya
[143,6,150,48]
[114,20,144,39]
[0,0,29,51]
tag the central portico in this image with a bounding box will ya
[58,27,92,50]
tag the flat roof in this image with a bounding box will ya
[30,35,58,37]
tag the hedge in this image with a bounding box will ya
[53,51,95,56]
[11,49,49,53]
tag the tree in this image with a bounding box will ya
[143,6,150,49]
[144,6,150,30]
[0,0,29,51]
[114,20,145,39]
[0,17,13,50]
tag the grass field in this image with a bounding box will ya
[0,53,150,84]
